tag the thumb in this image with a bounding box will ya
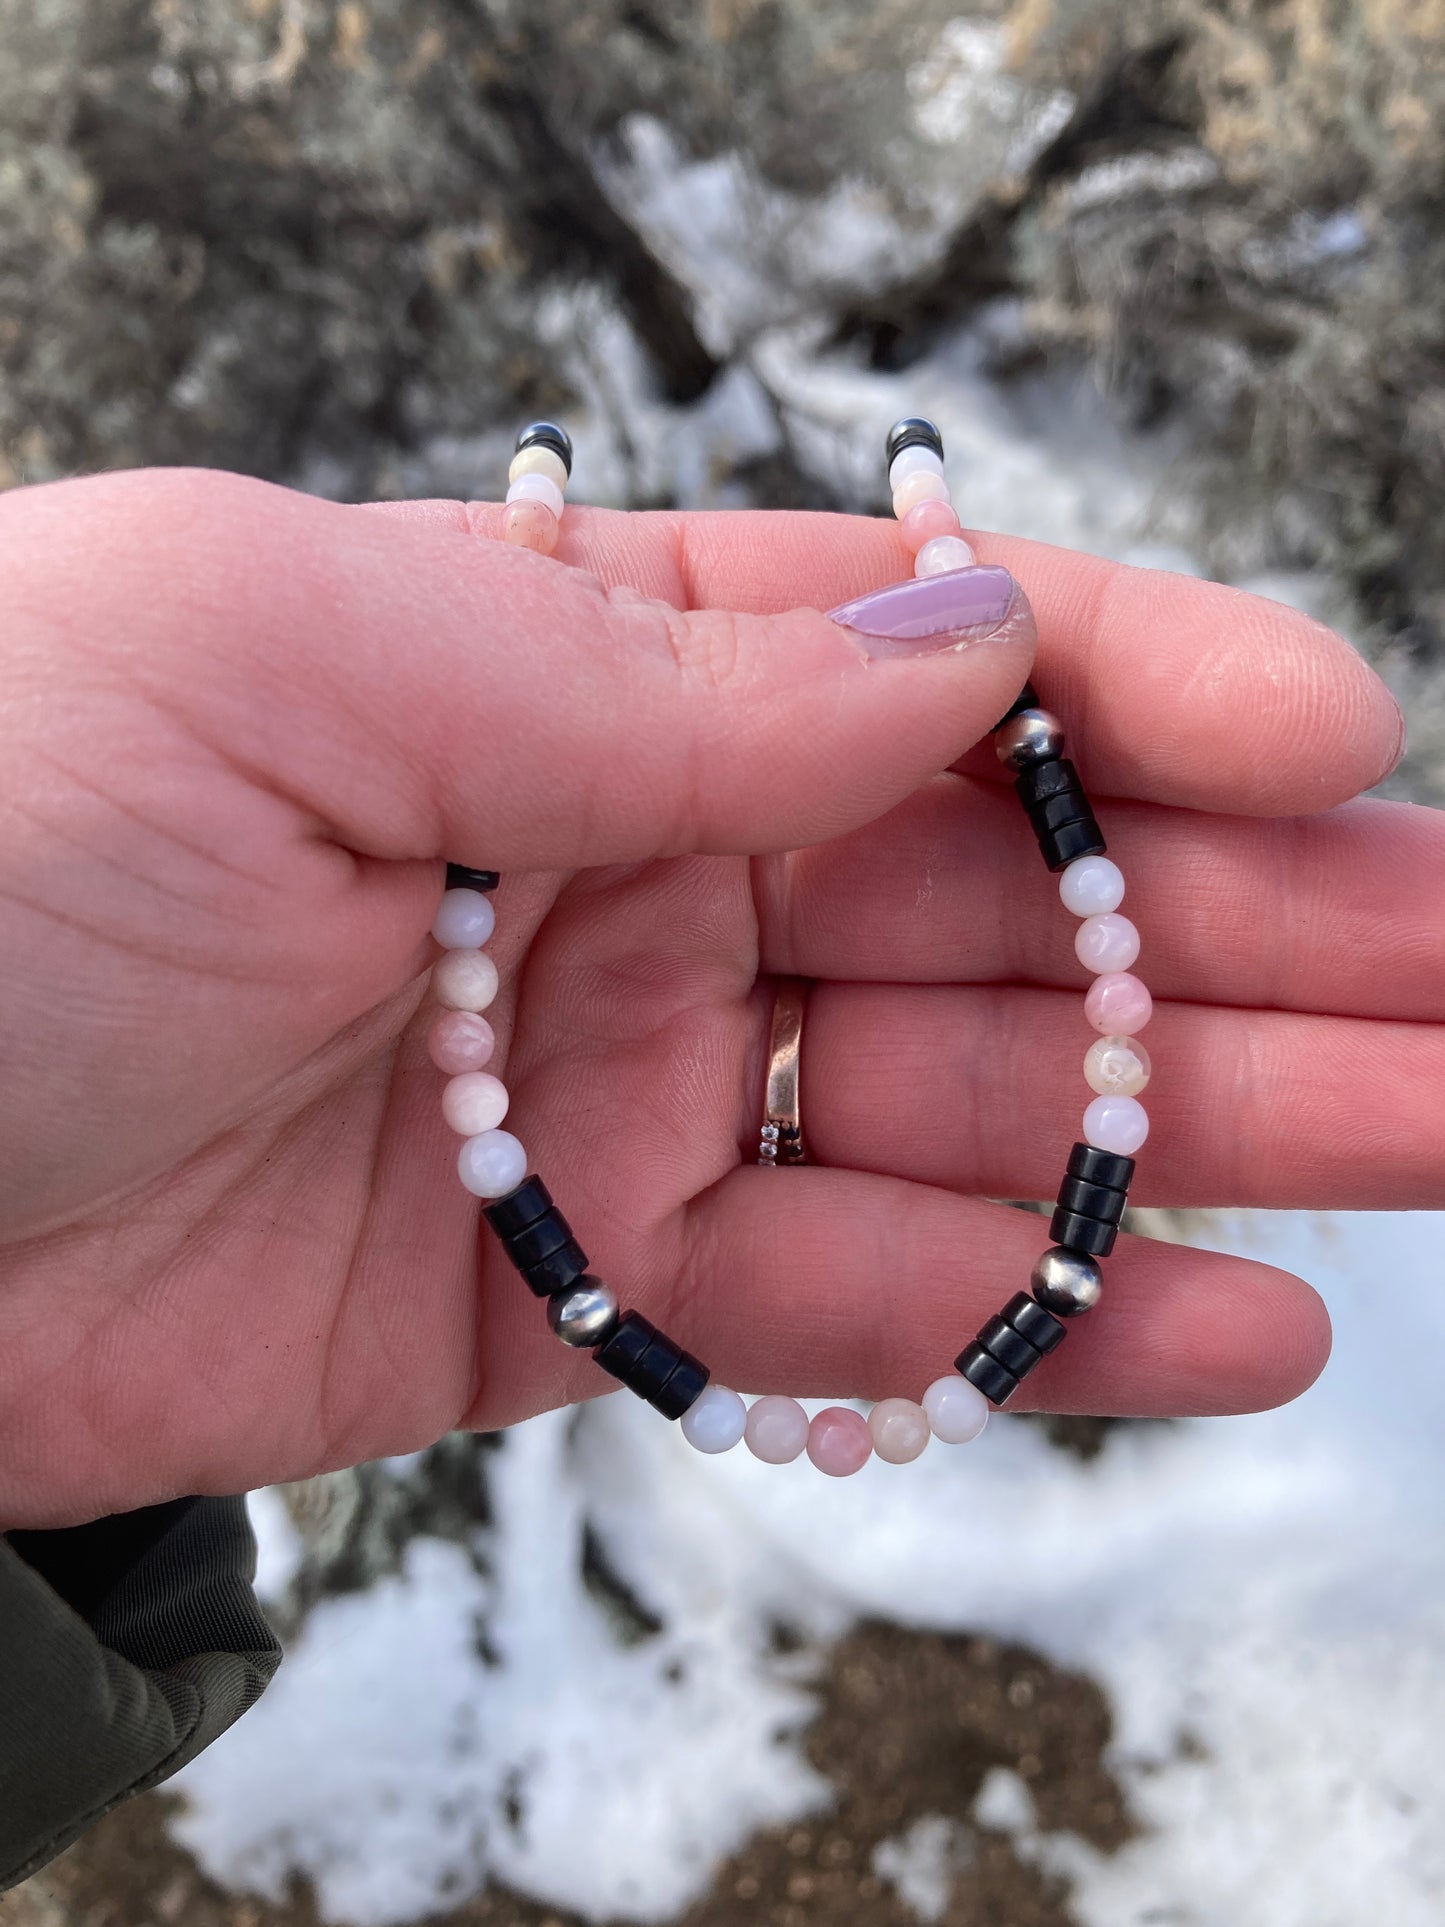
[3,469,1035,871]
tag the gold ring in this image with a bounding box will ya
[758,977,808,1167]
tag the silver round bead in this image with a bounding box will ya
[1030,1246,1103,1317]
[547,1278,619,1348]
[995,707,1065,770]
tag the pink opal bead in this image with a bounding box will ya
[506,471,566,518]
[1084,1093,1150,1156]
[898,497,962,554]
[806,1406,872,1477]
[922,1375,989,1444]
[431,887,496,949]
[1085,1034,1152,1097]
[744,1395,809,1464]
[501,499,559,555]
[428,1010,496,1074]
[887,444,945,491]
[914,534,977,577]
[441,1070,509,1135]
[1074,912,1140,975]
[892,469,951,517]
[868,1398,931,1464]
[1084,971,1152,1036]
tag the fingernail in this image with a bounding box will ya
[827,565,1026,659]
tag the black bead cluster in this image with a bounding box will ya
[483,1177,592,1299]
[594,1314,710,1419]
[954,1292,1067,1405]
[1050,1143,1134,1258]
[1014,757,1106,874]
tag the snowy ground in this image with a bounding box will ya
[173,1209,1445,1926]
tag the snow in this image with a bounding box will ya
[174,1210,1445,1925]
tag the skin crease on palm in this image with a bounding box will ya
[0,465,1433,1531]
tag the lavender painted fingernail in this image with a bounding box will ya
[828,565,1030,659]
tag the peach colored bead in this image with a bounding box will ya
[441,1071,509,1135]
[1084,971,1153,1036]
[892,469,951,518]
[433,949,499,1012]
[745,1395,810,1464]
[806,1406,872,1477]
[868,1398,931,1464]
[428,1010,496,1074]
[508,444,569,490]
[1084,1034,1152,1097]
[501,498,559,555]
[898,497,962,554]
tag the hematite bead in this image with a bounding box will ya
[1031,1245,1103,1316]
[594,1309,658,1373]
[977,1315,1043,1379]
[1048,1208,1118,1258]
[1067,1142,1136,1192]
[506,1210,583,1272]
[1002,1291,1067,1355]
[515,420,573,476]
[1041,819,1108,870]
[547,1278,619,1348]
[1014,757,1081,807]
[652,1350,710,1420]
[519,1239,590,1298]
[990,681,1041,733]
[885,415,944,466]
[483,1177,553,1239]
[445,863,500,894]
[954,1340,1020,1406]
[1055,1175,1128,1225]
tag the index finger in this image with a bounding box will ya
[387,500,1403,817]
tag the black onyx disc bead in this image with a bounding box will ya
[1001,1291,1067,1356]
[885,415,944,465]
[1067,1142,1136,1192]
[482,1177,553,1238]
[955,1342,1019,1407]
[515,419,573,475]
[593,1311,709,1418]
[519,1241,590,1299]
[445,863,500,894]
[1049,1209,1117,1258]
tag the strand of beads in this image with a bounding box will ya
[887,416,979,579]
[501,420,573,555]
[875,421,1149,1406]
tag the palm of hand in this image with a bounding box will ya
[0,470,1429,1529]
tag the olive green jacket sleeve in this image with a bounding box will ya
[0,1495,282,1889]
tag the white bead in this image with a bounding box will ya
[508,444,569,491]
[1059,855,1125,917]
[892,470,951,518]
[1074,912,1140,975]
[441,1071,510,1135]
[431,888,497,950]
[1083,1094,1149,1156]
[505,472,565,518]
[433,949,499,1012]
[1084,1035,1151,1097]
[922,1375,989,1444]
[457,1128,528,1197]
[680,1385,747,1454]
[887,444,945,491]
[914,534,977,577]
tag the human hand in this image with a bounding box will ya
[0,468,1426,1527]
